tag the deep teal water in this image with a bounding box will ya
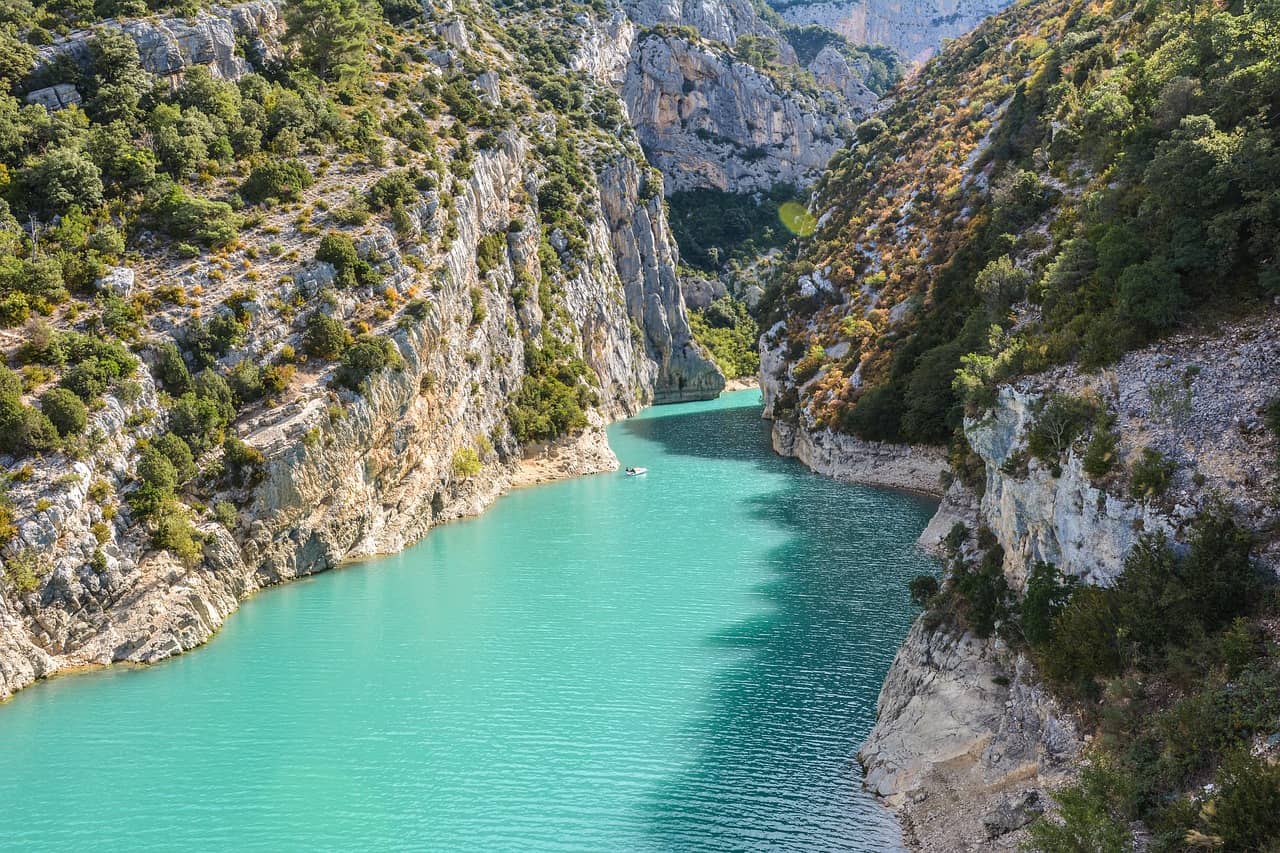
[0,390,937,851]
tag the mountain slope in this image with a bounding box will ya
[764,0,1280,448]
[0,0,725,697]
[763,0,1280,848]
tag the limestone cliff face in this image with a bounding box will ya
[769,0,1014,65]
[600,159,725,402]
[625,0,784,45]
[621,32,849,192]
[846,312,1280,849]
[0,131,721,700]
[29,0,283,103]
[859,621,1079,850]
[570,0,874,196]
[771,420,944,493]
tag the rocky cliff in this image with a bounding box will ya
[0,0,727,700]
[768,0,1014,65]
[621,31,851,193]
[0,136,720,700]
[774,310,1280,849]
[27,0,283,107]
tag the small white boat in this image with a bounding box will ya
[625,467,648,476]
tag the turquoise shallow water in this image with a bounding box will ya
[0,390,937,851]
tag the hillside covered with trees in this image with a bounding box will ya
[764,0,1280,446]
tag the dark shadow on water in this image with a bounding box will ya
[624,402,936,852]
[621,402,780,468]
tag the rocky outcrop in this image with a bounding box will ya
[859,621,1079,851]
[770,0,1015,65]
[848,311,1280,849]
[625,0,788,46]
[621,32,851,192]
[966,388,1174,589]
[573,9,637,83]
[31,0,284,94]
[771,420,945,494]
[600,157,725,402]
[0,129,721,700]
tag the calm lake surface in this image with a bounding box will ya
[0,390,937,851]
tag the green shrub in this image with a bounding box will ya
[954,543,1010,638]
[907,574,940,607]
[222,436,265,487]
[1021,561,1072,647]
[150,186,242,248]
[469,287,487,326]
[1040,586,1123,698]
[168,394,229,454]
[213,501,238,529]
[688,297,759,379]
[452,446,481,478]
[476,233,506,276]
[366,171,416,211]
[128,445,178,519]
[1178,505,1261,634]
[507,339,596,443]
[336,335,401,390]
[1199,750,1280,850]
[0,392,58,455]
[303,312,349,360]
[151,510,203,567]
[666,185,803,271]
[16,149,104,218]
[3,550,42,593]
[241,159,314,203]
[1026,394,1095,467]
[1129,447,1175,499]
[1025,765,1132,853]
[39,387,87,437]
[151,432,197,484]
[316,232,379,289]
[227,360,265,405]
[1081,415,1119,480]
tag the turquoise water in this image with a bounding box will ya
[0,391,937,851]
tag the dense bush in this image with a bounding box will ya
[952,541,1010,638]
[316,233,379,290]
[507,338,596,443]
[667,185,802,271]
[1128,448,1175,500]
[150,187,242,248]
[151,510,203,567]
[1081,414,1118,480]
[151,432,197,483]
[39,388,87,437]
[907,574,940,607]
[222,436,265,487]
[128,445,179,519]
[476,234,506,276]
[303,312,349,360]
[168,391,229,454]
[240,159,314,204]
[336,335,401,390]
[1036,507,1261,699]
[451,446,482,478]
[1025,394,1095,467]
[1020,561,1072,646]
